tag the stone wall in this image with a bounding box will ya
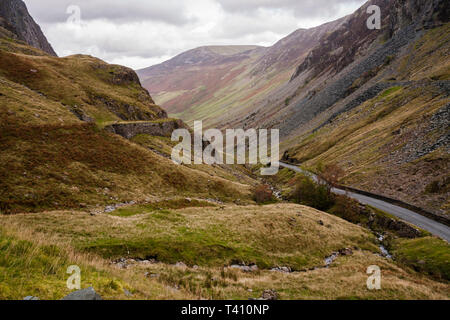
[105,119,188,140]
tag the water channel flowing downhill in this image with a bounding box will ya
[278,162,450,242]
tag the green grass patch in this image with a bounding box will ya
[379,86,402,98]
[392,237,450,281]
[109,199,215,217]
[0,228,129,300]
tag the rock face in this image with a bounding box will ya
[0,0,56,56]
[62,287,102,301]
[291,0,449,82]
[105,119,188,140]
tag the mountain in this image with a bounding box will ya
[139,0,449,217]
[137,45,264,122]
[0,0,56,56]
[137,19,343,127]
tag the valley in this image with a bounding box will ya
[0,0,448,301]
[140,0,450,220]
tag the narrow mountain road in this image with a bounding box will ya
[279,162,450,242]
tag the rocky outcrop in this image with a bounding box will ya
[281,22,418,137]
[291,0,449,82]
[92,95,167,122]
[0,0,56,56]
[391,0,450,30]
[93,63,145,87]
[105,119,188,140]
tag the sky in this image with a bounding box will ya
[23,0,367,70]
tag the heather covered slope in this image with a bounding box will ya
[137,45,265,126]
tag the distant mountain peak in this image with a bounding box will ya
[0,0,56,56]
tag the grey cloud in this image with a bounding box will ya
[22,0,368,69]
[23,0,193,25]
[217,0,365,18]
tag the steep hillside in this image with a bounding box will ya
[0,0,56,56]
[278,1,450,217]
[137,19,343,127]
[0,32,254,214]
[263,0,449,138]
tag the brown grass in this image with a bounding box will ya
[1,204,448,300]
[0,117,251,213]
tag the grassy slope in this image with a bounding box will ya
[130,133,258,186]
[0,224,193,300]
[1,25,448,301]
[0,38,165,127]
[0,38,254,214]
[1,204,448,300]
[11,204,375,269]
[284,24,450,215]
[392,237,450,281]
[172,69,292,128]
[0,119,253,213]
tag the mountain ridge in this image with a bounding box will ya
[0,0,56,56]
[137,17,344,126]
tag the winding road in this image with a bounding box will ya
[279,162,450,242]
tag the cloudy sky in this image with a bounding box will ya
[23,0,366,70]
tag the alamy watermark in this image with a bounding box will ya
[367,5,381,30]
[171,121,280,175]
[66,265,81,290]
[367,265,381,290]
[66,5,82,26]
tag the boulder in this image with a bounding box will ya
[271,267,291,273]
[230,264,258,272]
[175,262,187,268]
[62,287,102,301]
[338,248,354,256]
[261,290,278,301]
